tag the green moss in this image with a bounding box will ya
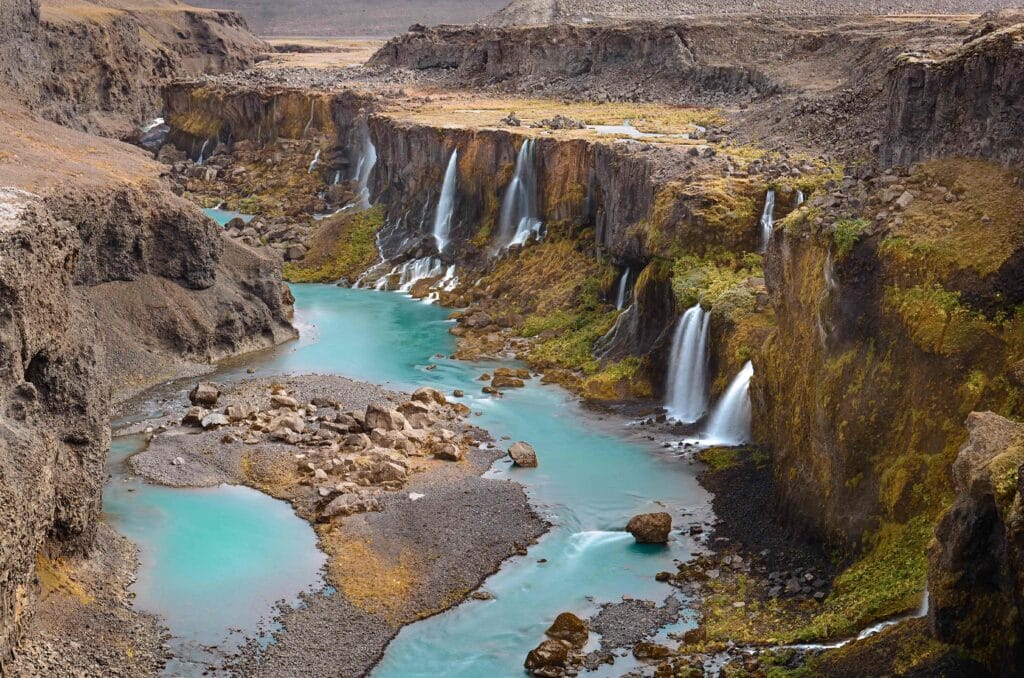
[885,284,994,356]
[671,253,763,319]
[283,206,385,283]
[581,356,653,400]
[700,447,742,471]
[833,218,869,259]
[785,517,931,642]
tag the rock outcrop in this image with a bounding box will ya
[881,20,1024,170]
[0,189,110,666]
[928,412,1024,674]
[1,0,266,138]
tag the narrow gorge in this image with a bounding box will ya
[3,1,1024,676]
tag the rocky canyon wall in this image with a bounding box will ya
[881,21,1024,170]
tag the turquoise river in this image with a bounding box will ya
[104,283,712,676]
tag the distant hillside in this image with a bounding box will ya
[488,0,1024,24]
[194,0,508,36]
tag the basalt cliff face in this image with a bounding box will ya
[881,20,1024,170]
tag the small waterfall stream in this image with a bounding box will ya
[432,149,459,253]
[498,138,543,248]
[307,149,321,174]
[197,139,210,166]
[759,189,776,251]
[665,305,711,423]
[353,121,378,209]
[704,361,754,445]
[615,267,633,310]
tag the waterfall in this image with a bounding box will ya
[308,149,321,174]
[704,361,754,445]
[197,139,210,166]
[498,138,543,248]
[759,189,776,251]
[375,257,446,292]
[432,149,459,253]
[303,100,315,138]
[333,170,341,185]
[352,121,377,209]
[664,305,711,423]
[615,268,632,310]
[796,189,805,206]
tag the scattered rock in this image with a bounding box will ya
[525,639,570,673]
[189,382,220,407]
[509,441,538,467]
[546,612,589,649]
[626,512,672,543]
[201,412,230,429]
[182,406,207,427]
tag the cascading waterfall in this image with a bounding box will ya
[796,189,805,206]
[704,361,754,445]
[432,149,458,253]
[664,305,711,423]
[615,267,633,310]
[353,120,378,209]
[759,189,776,251]
[197,139,210,166]
[374,257,446,292]
[498,138,543,248]
[308,149,321,173]
[333,170,341,185]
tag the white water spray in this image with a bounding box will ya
[704,361,754,445]
[432,149,459,253]
[665,305,711,423]
[615,268,632,310]
[197,139,210,166]
[759,189,776,251]
[796,189,805,206]
[352,121,377,209]
[498,138,543,248]
[308,149,321,174]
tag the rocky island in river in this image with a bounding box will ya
[3,0,1024,676]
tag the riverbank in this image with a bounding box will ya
[125,372,548,675]
[7,525,167,676]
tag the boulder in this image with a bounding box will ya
[189,382,220,407]
[320,491,382,519]
[225,404,255,422]
[412,386,447,406]
[633,642,671,660]
[434,443,463,461]
[270,414,305,434]
[201,412,230,429]
[509,442,538,467]
[626,512,672,543]
[494,367,531,379]
[524,639,570,673]
[492,376,525,389]
[182,406,207,427]
[271,394,299,410]
[364,403,408,432]
[398,400,431,417]
[545,612,588,649]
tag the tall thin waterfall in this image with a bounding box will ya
[498,138,543,248]
[197,139,210,165]
[759,189,776,251]
[796,189,805,206]
[352,121,377,209]
[615,268,632,310]
[664,305,711,423]
[704,361,754,445]
[432,149,458,253]
[308,149,321,173]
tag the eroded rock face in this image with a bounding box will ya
[0,190,109,664]
[929,412,1024,673]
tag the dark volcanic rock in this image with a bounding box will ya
[929,412,1024,674]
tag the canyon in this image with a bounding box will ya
[2,0,1024,676]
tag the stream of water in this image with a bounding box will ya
[105,284,713,675]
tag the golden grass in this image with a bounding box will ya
[35,554,94,605]
[318,530,422,622]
